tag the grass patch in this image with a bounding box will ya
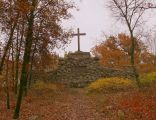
[87,77,136,93]
[140,72,156,87]
[32,81,62,91]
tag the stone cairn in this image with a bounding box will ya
[47,51,134,87]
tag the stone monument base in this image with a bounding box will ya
[47,51,134,87]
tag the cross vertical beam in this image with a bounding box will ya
[71,28,86,52]
[77,28,80,51]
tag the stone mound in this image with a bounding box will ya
[47,51,134,87]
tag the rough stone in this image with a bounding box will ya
[46,51,135,87]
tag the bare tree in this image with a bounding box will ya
[108,0,148,86]
[0,0,20,74]
[144,29,156,64]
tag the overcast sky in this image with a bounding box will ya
[56,0,156,56]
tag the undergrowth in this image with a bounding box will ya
[32,81,63,91]
[87,77,136,93]
[140,72,156,87]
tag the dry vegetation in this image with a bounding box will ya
[0,72,156,120]
[86,77,137,93]
[89,84,156,120]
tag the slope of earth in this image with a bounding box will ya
[0,88,104,120]
[0,85,156,120]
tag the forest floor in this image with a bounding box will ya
[0,85,156,120]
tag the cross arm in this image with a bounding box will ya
[71,33,86,36]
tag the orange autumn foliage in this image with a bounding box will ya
[119,92,156,119]
[92,33,156,73]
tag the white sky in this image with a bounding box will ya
[56,0,156,56]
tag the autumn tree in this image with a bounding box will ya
[0,0,20,74]
[13,0,74,119]
[23,0,73,93]
[108,0,148,86]
[93,36,127,67]
[92,33,155,72]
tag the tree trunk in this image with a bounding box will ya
[130,32,141,87]
[27,35,39,89]
[15,24,24,94]
[27,62,33,89]
[11,41,15,91]
[125,19,141,87]
[27,19,42,92]
[13,1,36,118]
[5,50,10,109]
[0,23,16,74]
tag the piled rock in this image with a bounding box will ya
[47,51,134,87]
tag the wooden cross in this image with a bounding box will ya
[71,28,86,52]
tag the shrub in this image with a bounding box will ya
[140,72,156,87]
[33,81,58,90]
[87,77,136,93]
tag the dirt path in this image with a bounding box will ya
[1,88,105,120]
[1,87,156,120]
[49,89,104,120]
